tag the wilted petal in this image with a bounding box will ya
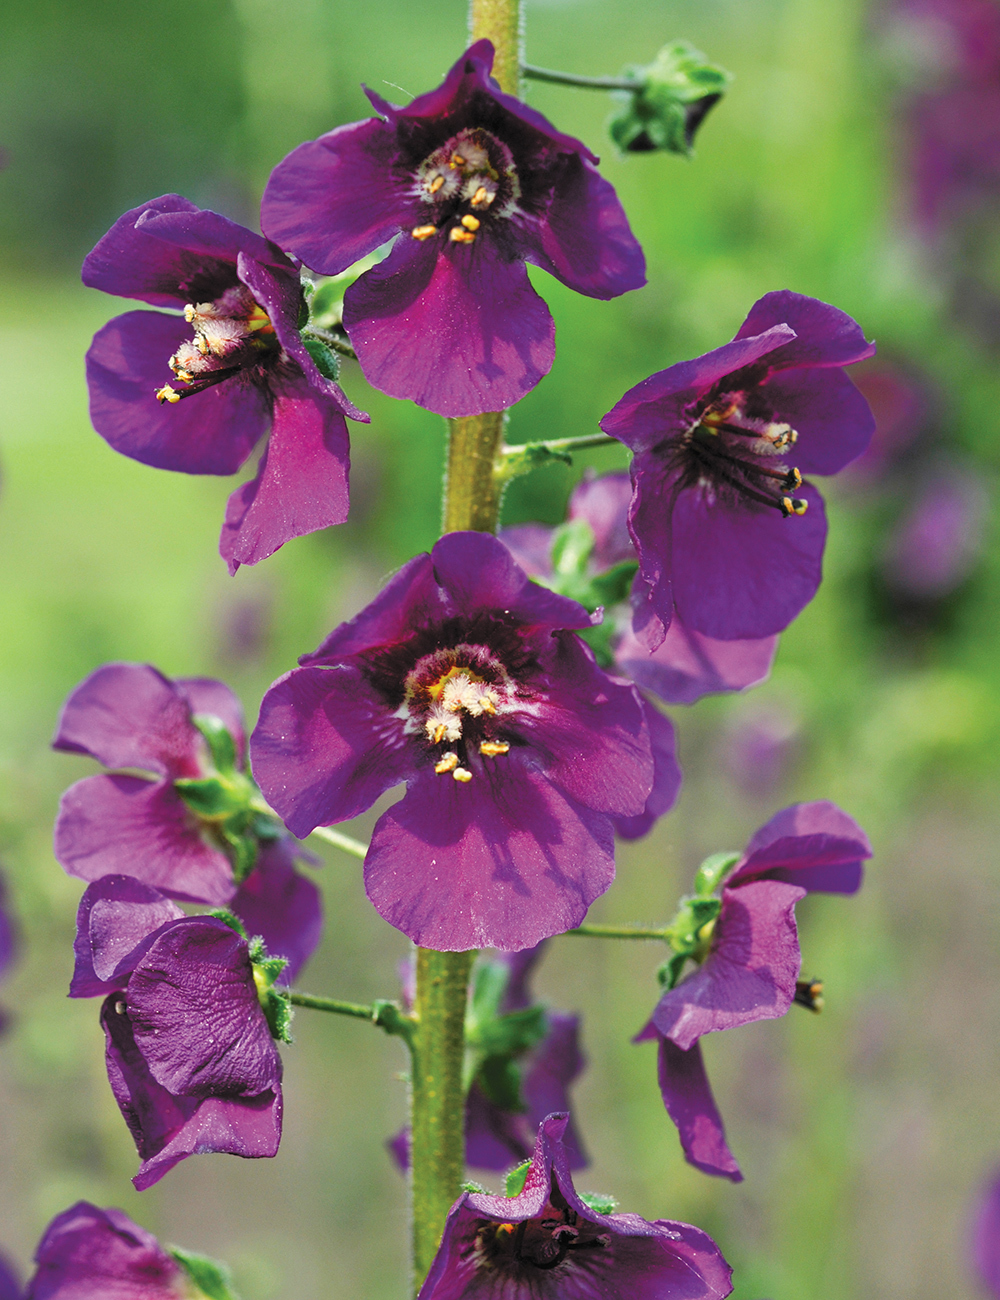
[616,619,778,706]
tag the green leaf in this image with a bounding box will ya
[208,909,247,939]
[587,559,639,608]
[170,1247,241,1300]
[577,620,617,670]
[550,518,595,579]
[478,1054,527,1112]
[505,1160,532,1197]
[608,40,731,156]
[192,713,238,774]
[301,336,340,382]
[468,960,511,1028]
[471,1005,548,1059]
[579,1190,619,1215]
[174,776,248,820]
[694,851,741,896]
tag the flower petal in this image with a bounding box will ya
[364,763,616,951]
[261,117,406,275]
[651,880,806,1049]
[230,840,323,983]
[127,918,281,1098]
[70,876,184,999]
[635,1026,743,1182]
[729,800,871,894]
[344,237,554,417]
[251,665,414,837]
[52,662,203,776]
[175,677,246,765]
[54,774,235,905]
[86,311,269,475]
[611,700,681,840]
[734,290,875,371]
[569,471,635,567]
[670,481,828,640]
[627,458,677,651]
[760,366,875,477]
[615,619,778,706]
[219,383,351,574]
[133,205,290,277]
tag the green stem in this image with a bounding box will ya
[410,948,476,1287]
[289,991,376,1018]
[565,922,671,940]
[302,327,357,360]
[523,63,636,92]
[307,825,369,859]
[502,432,616,457]
[470,0,522,95]
[443,412,507,533]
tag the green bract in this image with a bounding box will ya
[608,40,731,156]
[170,1247,243,1300]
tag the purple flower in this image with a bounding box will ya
[260,41,645,418]
[636,801,871,1180]
[973,1168,1000,1298]
[251,531,653,951]
[0,869,17,1034]
[21,1202,191,1300]
[600,292,876,647]
[52,663,321,975]
[417,1112,732,1299]
[82,195,368,572]
[0,1253,17,1300]
[880,464,987,600]
[70,879,284,1189]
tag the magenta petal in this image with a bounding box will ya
[219,385,351,574]
[974,1170,1000,1299]
[616,619,778,706]
[344,238,554,417]
[730,800,871,894]
[521,1013,588,1168]
[52,662,203,777]
[127,919,280,1098]
[759,367,875,476]
[734,290,876,371]
[71,876,184,999]
[86,311,269,475]
[628,461,676,651]
[102,995,280,1192]
[364,764,616,951]
[175,677,246,765]
[670,481,827,640]
[569,471,634,567]
[651,880,806,1050]
[496,523,555,578]
[251,665,414,837]
[519,155,646,299]
[637,1028,743,1182]
[54,775,235,906]
[26,1202,187,1300]
[230,841,323,983]
[261,118,405,275]
[133,205,288,277]
[611,700,681,840]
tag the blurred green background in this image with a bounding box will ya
[1,0,999,1296]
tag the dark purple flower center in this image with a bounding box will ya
[678,392,808,518]
[474,1200,610,1275]
[409,127,520,247]
[402,642,519,783]
[155,284,281,406]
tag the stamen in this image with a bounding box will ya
[155,385,181,404]
[480,741,509,757]
[435,752,459,774]
[432,723,448,744]
[196,335,210,355]
[461,214,481,231]
[450,152,466,168]
[471,185,491,207]
[114,1000,126,1015]
[450,228,476,244]
[794,979,824,1012]
[453,767,473,783]
[781,497,809,516]
[412,224,438,241]
[183,304,197,323]
[154,366,244,404]
[429,175,445,194]
[688,440,797,516]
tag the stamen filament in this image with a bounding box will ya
[688,440,794,515]
[154,365,243,403]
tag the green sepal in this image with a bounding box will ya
[169,1247,242,1300]
[174,776,250,820]
[578,1190,619,1215]
[208,909,247,939]
[216,818,259,885]
[460,1180,487,1194]
[192,714,238,774]
[470,1004,548,1060]
[658,950,688,990]
[551,518,595,580]
[608,41,731,156]
[249,937,293,1043]
[658,894,722,988]
[577,619,617,670]
[301,336,341,382]
[694,851,741,896]
[495,440,574,486]
[505,1160,532,1197]
[478,1054,527,1112]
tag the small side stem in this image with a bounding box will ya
[290,991,375,1018]
[565,922,671,940]
[410,948,476,1288]
[523,63,637,92]
[307,825,369,859]
[501,432,616,457]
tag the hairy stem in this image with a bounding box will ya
[523,63,636,92]
[469,0,522,95]
[410,949,476,1288]
[289,991,376,1017]
[443,412,507,533]
[307,825,369,859]
[565,922,671,940]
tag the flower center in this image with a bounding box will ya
[409,127,520,247]
[475,1204,611,1275]
[402,643,517,783]
[684,397,808,518]
[155,284,279,405]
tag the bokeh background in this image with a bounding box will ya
[1,0,999,1295]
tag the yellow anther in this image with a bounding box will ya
[471,185,490,207]
[450,228,476,244]
[155,385,180,404]
[480,741,509,757]
[791,498,808,515]
[432,723,448,744]
[412,224,438,241]
[450,153,466,168]
[175,369,195,384]
[429,175,445,194]
[452,767,473,783]
[786,467,802,490]
[435,752,460,775]
[478,697,496,714]
[461,214,481,231]
[183,305,197,323]
[196,335,210,355]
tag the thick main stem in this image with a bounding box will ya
[468,0,522,95]
[442,412,506,533]
[410,948,475,1286]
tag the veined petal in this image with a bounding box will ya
[730,800,871,894]
[615,620,778,706]
[759,366,875,476]
[735,290,876,371]
[610,700,681,840]
[70,876,184,999]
